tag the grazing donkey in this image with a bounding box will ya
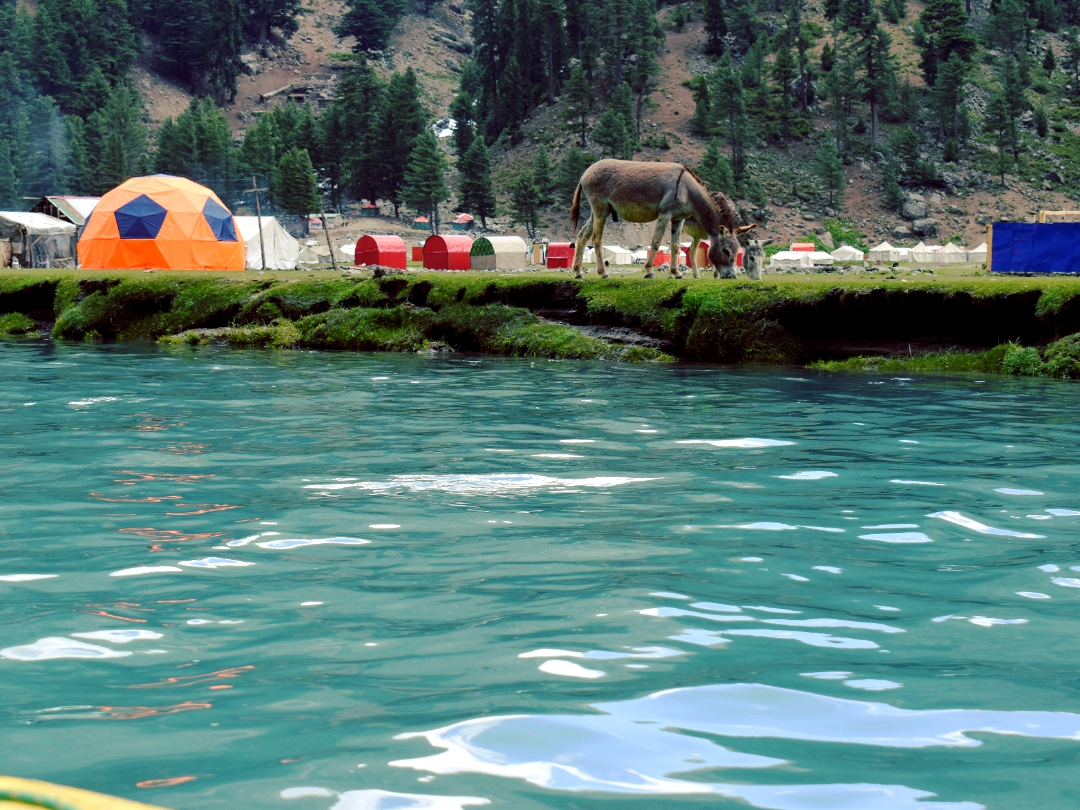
[683,191,760,279]
[569,159,755,280]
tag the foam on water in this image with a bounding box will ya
[845,679,903,691]
[0,574,58,582]
[1046,509,1080,516]
[777,471,838,480]
[995,488,1044,495]
[520,646,682,660]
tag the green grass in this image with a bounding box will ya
[7,269,1080,370]
[0,312,36,336]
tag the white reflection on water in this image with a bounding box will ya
[777,471,838,480]
[390,682,1080,809]
[71,630,162,643]
[256,537,370,549]
[860,532,934,544]
[927,511,1046,539]
[304,474,657,494]
[110,566,182,577]
[675,438,795,448]
[1,637,132,660]
[178,557,254,569]
[0,574,58,582]
[330,790,489,810]
[538,660,605,679]
[520,646,682,660]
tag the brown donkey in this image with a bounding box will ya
[569,159,755,279]
[683,191,763,279]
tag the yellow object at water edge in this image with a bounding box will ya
[0,777,171,810]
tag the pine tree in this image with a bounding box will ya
[449,88,476,159]
[627,0,663,135]
[688,76,712,135]
[1035,105,1049,137]
[983,93,1011,185]
[563,63,593,146]
[0,139,16,209]
[159,0,243,102]
[919,0,976,69]
[710,53,748,187]
[1000,56,1027,165]
[592,108,634,158]
[243,0,303,42]
[554,146,594,204]
[986,0,1034,55]
[155,98,235,200]
[1066,29,1080,92]
[920,36,938,86]
[821,42,835,72]
[772,41,797,140]
[509,172,541,239]
[373,68,426,215]
[703,0,727,56]
[931,52,967,138]
[697,137,734,194]
[402,129,448,233]
[327,55,385,205]
[882,159,903,210]
[458,138,496,227]
[274,147,320,215]
[824,49,856,152]
[532,147,555,205]
[840,6,896,145]
[1044,46,1056,75]
[812,139,845,207]
[335,0,407,53]
[83,84,150,193]
[313,103,348,210]
[742,34,768,91]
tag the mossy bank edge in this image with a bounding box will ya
[4,271,1080,378]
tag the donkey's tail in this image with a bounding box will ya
[570,183,583,232]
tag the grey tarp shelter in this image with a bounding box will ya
[0,212,77,268]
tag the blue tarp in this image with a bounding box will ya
[992,222,1080,274]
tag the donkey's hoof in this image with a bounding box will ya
[712,269,719,279]
[643,272,655,279]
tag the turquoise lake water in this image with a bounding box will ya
[3,343,1080,810]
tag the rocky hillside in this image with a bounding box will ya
[131,0,1080,253]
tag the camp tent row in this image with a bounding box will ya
[868,241,986,263]
[352,234,531,271]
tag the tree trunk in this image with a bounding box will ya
[870,98,878,146]
[635,90,644,136]
[433,204,440,235]
[546,25,556,105]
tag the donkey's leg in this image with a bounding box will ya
[592,211,609,278]
[572,215,593,279]
[669,219,686,279]
[688,236,701,279]
[643,216,669,279]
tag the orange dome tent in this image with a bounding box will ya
[78,176,245,271]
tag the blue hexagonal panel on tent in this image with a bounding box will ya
[202,198,238,242]
[115,194,167,240]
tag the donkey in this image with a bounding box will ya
[683,191,759,279]
[570,159,756,280]
[742,238,772,280]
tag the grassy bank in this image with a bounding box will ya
[3,268,1080,377]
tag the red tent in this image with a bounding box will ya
[423,234,473,270]
[791,242,815,252]
[411,243,424,262]
[546,242,575,268]
[355,234,406,269]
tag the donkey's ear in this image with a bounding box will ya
[762,238,774,247]
[734,224,758,235]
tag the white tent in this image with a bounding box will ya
[967,242,988,262]
[893,247,911,262]
[939,242,967,263]
[583,246,596,264]
[806,251,835,266]
[602,245,633,265]
[632,249,649,264]
[770,251,813,268]
[911,242,935,263]
[830,245,864,261]
[868,241,894,262]
[235,216,300,270]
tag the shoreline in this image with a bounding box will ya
[3,269,1080,378]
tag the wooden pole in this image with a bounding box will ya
[985,223,992,272]
[320,210,338,271]
[251,177,267,271]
